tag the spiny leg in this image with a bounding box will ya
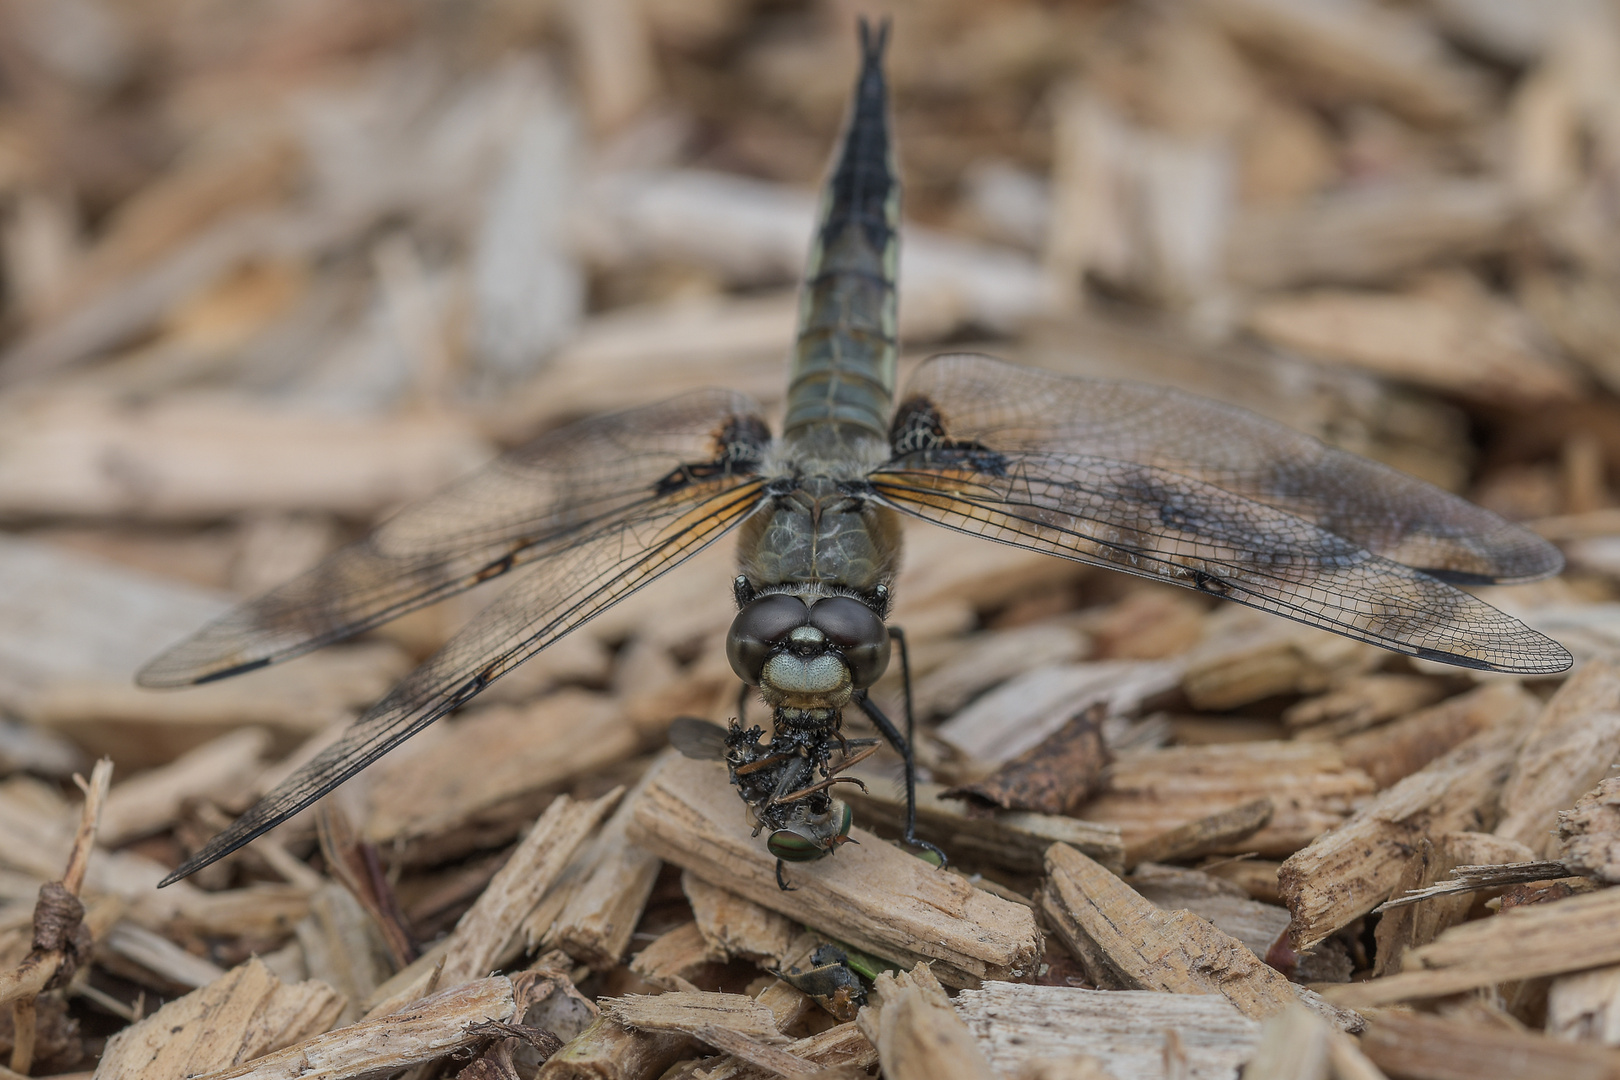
[855,689,947,868]
[776,859,796,891]
[736,683,751,726]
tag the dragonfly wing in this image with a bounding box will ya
[138,391,771,687]
[160,470,767,884]
[870,360,1571,675]
[891,354,1561,585]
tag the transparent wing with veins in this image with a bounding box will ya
[146,393,772,883]
[869,354,1570,676]
[138,390,770,688]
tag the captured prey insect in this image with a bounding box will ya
[138,19,1571,891]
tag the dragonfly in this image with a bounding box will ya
[140,19,1571,890]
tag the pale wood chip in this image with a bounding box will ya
[1359,1009,1620,1080]
[627,754,1041,987]
[1042,843,1356,1029]
[855,963,994,1080]
[95,957,345,1080]
[601,991,787,1045]
[1497,659,1620,857]
[683,872,798,967]
[438,788,623,990]
[1324,884,1620,1008]
[955,983,1260,1080]
[1279,720,1529,950]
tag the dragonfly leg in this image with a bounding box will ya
[736,682,751,725]
[776,859,796,891]
[855,689,948,869]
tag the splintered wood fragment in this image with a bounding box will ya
[1560,777,1620,882]
[1338,681,1539,789]
[695,1022,877,1080]
[366,692,635,848]
[437,789,623,989]
[684,871,798,967]
[193,976,518,1080]
[1227,180,1515,291]
[1284,674,1447,738]
[1496,659,1620,857]
[627,755,1041,987]
[1375,858,1566,912]
[1012,1057,1121,1080]
[690,1026,816,1077]
[943,704,1109,815]
[1083,742,1372,857]
[1043,845,1355,1029]
[601,992,787,1045]
[856,963,995,1080]
[1126,798,1273,868]
[0,394,493,520]
[1371,833,1538,975]
[1196,0,1484,124]
[545,768,662,970]
[537,1015,695,1080]
[1241,1005,1387,1080]
[954,983,1260,1080]
[1323,884,1620,1009]
[629,922,712,992]
[1359,1010,1620,1080]
[1549,964,1620,1045]
[1126,865,1291,966]
[1201,859,1284,904]
[1179,613,1380,712]
[842,770,1124,875]
[94,957,346,1080]
[1279,720,1527,950]
[1244,283,1581,406]
[98,729,269,845]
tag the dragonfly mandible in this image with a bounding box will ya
[139,18,1571,889]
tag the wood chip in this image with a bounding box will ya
[841,770,1125,876]
[437,789,623,990]
[538,1014,695,1080]
[683,872,798,968]
[1338,681,1540,789]
[627,754,1042,988]
[954,983,1260,1080]
[856,962,995,1080]
[1370,832,1537,977]
[1283,674,1448,738]
[1496,658,1620,857]
[943,704,1109,816]
[1560,777,1620,883]
[1279,720,1528,950]
[1324,883,1620,1008]
[93,957,345,1080]
[1358,1009,1620,1080]
[1125,796,1274,868]
[1041,843,1353,1028]
[543,769,663,970]
[601,991,787,1045]
[1084,741,1373,857]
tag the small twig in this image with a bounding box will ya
[3,758,112,1075]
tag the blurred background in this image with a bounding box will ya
[2,0,1620,1069]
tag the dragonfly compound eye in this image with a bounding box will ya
[767,802,854,861]
[810,596,890,688]
[726,593,811,684]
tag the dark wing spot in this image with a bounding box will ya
[655,413,770,496]
[888,395,1007,475]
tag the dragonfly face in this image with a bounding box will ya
[139,18,1572,889]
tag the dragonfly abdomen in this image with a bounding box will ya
[783,18,899,440]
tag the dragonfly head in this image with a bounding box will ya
[727,592,890,706]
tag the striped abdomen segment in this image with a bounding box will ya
[783,19,899,439]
